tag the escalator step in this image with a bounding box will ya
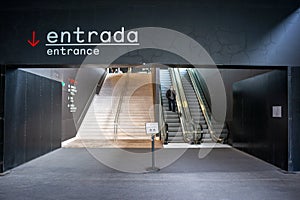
[167,122,181,127]
[166,119,180,123]
[168,127,182,132]
[168,132,183,137]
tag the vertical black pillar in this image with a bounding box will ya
[0,66,5,173]
[288,66,293,171]
[288,66,300,171]
[152,67,160,123]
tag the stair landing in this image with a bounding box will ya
[63,139,162,148]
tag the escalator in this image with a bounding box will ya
[186,68,229,142]
[159,68,228,144]
[179,69,212,143]
[160,69,184,143]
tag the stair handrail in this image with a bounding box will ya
[113,73,130,142]
[187,69,223,143]
[169,68,194,142]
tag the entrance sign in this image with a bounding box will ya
[45,27,139,56]
[46,27,138,44]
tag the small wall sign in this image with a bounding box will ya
[272,106,282,118]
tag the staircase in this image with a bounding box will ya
[116,73,154,140]
[160,69,184,143]
[66,72,156,148]
[179,69,212,143]
[76,73,124,140]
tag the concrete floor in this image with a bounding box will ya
[0,148,300,200]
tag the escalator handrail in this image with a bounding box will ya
[158,82,167,143]
[192,70,212,112]
[169,68,194,142]
[174,68,194,124]
[187,69,223,143]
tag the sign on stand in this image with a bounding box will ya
[145,122,160,172]
[145,122,159,135]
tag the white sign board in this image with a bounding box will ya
[272,106,282,118]
[145,122,159,135]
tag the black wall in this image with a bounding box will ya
[288,67,300,171]
[4,69,62,171]
[1,0,300,66]
[0,67,5,172]
[21,68,106,141]
[233,70,288,170]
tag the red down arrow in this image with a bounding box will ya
[27,31,40,47]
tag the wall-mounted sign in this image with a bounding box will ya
[145,122,159,135]
[272,106,282,118]
[44,27,139,56]
[67,82,77,113]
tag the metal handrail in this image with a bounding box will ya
[113,73,129,142]
[191,69,211,112]
[187,69,223,143]
[169,68,194,142]
[174,68,194,126]
[158,83,167,143]
[175,68,202,143]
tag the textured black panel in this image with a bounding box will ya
[26,74,40,161]
[4,69,62,171]
[4,70,27,169]
[290,67,300,171]
[40,78,52,154]
[0,67,5,172]
[233,70,288,170]
[0,0,300,65]
[19,68,106,142]
[51,81,62,149]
